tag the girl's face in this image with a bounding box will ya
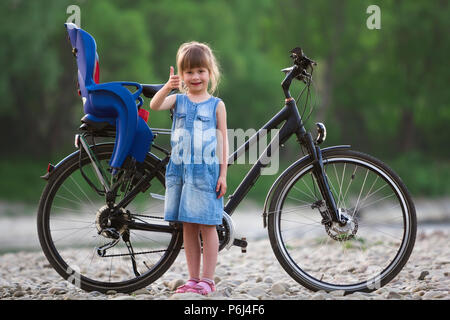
[182,67,210,95]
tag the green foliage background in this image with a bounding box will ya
[0,0,449,205]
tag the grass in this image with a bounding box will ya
[342,237,368,251]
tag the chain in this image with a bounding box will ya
[131,214,164,220]
[102,248,170,258]
[100,214,173,257]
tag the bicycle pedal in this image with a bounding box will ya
[233,237,247,253]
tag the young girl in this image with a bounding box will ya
[150,41,228,295]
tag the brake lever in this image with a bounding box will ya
[281,66,295,74]
[299,69,312,83]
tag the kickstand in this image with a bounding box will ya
[122,231,140,277]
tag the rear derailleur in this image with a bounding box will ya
[95,207,141,276]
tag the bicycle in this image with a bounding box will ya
[37,27,416,294]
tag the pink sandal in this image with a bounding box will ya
[175,278,200,293]
[186,280,216,295]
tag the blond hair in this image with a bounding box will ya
[176,41,221,95]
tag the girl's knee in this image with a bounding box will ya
[183,222,200,234]
[199,224,216,232]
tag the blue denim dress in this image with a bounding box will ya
[164,94,224,225]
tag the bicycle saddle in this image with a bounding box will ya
[80,115,115,134]
[142,84,164,98]
[65,23,153,173]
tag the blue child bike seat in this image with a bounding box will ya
[65,23,153,173]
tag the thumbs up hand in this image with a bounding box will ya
[166,66,181,90]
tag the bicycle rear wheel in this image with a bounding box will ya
[37,143,182,293]
[268,149,416,293]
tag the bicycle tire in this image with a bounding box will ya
[267,149,416,293]
[37,143,183,293]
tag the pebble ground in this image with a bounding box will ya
[0,228,448,300]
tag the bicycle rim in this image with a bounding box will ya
[37,144,182,293]
[269,150,416,293]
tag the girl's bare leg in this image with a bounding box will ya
[182,222,201,279]
[199,224,219,280]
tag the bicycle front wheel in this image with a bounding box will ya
[37,143,183,293]
[268,149,416,293]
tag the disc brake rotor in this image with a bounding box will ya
[325,209,358,242]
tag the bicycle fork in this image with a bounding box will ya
[297,131,346,226]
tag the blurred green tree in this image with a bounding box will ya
[0,0,448,201]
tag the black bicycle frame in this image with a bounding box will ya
[91,65,342,227]
[223,97,341,224]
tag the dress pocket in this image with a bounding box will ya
[165,161,182,188]
[193,163,217,192]
[174,112,187,129]
[193,114,212,134]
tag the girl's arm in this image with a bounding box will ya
[149,66,180,111]
[215,101,228,198]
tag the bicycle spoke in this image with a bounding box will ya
[69,175,96,208]
[292,184,317,202]
[358,192,395,211]
[342,165,358,205]
[351,169,369,218]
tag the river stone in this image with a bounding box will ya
[330,290,346,297]
[385,291,402,299]
[310,291,329,300]
[168,279,184,291]
[111,295,136,300]
[263,277,273,284]
[13,291,25,298]
[48,287,67,295]
[132,288,151,295]
[271,282,288,295]
[418,271,430,280]
[169,292,207,300]
[248,287,267,299]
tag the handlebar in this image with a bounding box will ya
[281,47,317,100]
